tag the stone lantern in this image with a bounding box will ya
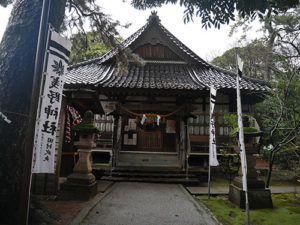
[229,127,273,209]
[61,110,100,200]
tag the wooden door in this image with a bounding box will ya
[138,129,162,151]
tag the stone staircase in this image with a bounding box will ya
[117,151,181,168]
[93,151,201,185]
[99,169,201,185]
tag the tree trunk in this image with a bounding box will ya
[0,0,65,223]
[264,18,276,81]
[266,150,275,188]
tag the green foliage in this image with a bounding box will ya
[230,127,260,135]
[254,73,300,174]
[219,148,240,183]
[213,8,300,176]
[223,113,238,130]
[64,0,144,74]
[131,0,299,29]
[223,113,260,135]
[254,74,300,147]
[261,145,300,171]
[72,121,101,132]
[69,32,112,64]
[196,194,300,225]
[211,40,269,79]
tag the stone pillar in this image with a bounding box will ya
[60,111,99,200]
[229,136,273,209]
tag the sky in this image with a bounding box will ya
[0,0,261,61]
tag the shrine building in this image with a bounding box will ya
[32,12,269,193]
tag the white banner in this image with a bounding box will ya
[236,55,247,191]
[237,54,244,76]
[209,86,219,166]
[33,29,72,173]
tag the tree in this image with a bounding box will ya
[254,71,300,187]
[211,40,269,79]
[210,6,300,188]
[131,0,299,28]
[69,32,111,64]
[0,1,66,224]
[0,1,131,224]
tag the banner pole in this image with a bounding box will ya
[236,54,250,225]
[208,163,211,199]
[19,0,51,224]
[208,87,212,199]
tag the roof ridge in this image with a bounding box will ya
[68,12,210,69]
[68,22,150,69]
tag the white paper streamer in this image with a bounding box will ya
[156,115,161,126]
[0,112,12,124]
[140,114,147,125]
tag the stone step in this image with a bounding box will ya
[104,171,198,178]
[105,166,184,172]
[101,176,200,185]
[117,153,180,168]
[117,162,180,168]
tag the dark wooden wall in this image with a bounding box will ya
[135,44,181,61]
[121,115,178,152]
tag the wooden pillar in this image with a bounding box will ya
[111,105,120,167]
[179,119,186,169]
[53,96,67,194]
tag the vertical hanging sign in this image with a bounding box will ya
[208,85,218,199]
[209,86,219,166]
[236,54,247,191]
[33,29,72,173]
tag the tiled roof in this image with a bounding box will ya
[65,62,267,91]
[68,22,149,69]
[68,11,206,69]
[65,12,269,92]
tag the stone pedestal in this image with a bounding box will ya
[60,111,99,201]
[229,144,273,209]
[229,179,273,209]
[60,149,97,200]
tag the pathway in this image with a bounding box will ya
[74,182,218,225]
